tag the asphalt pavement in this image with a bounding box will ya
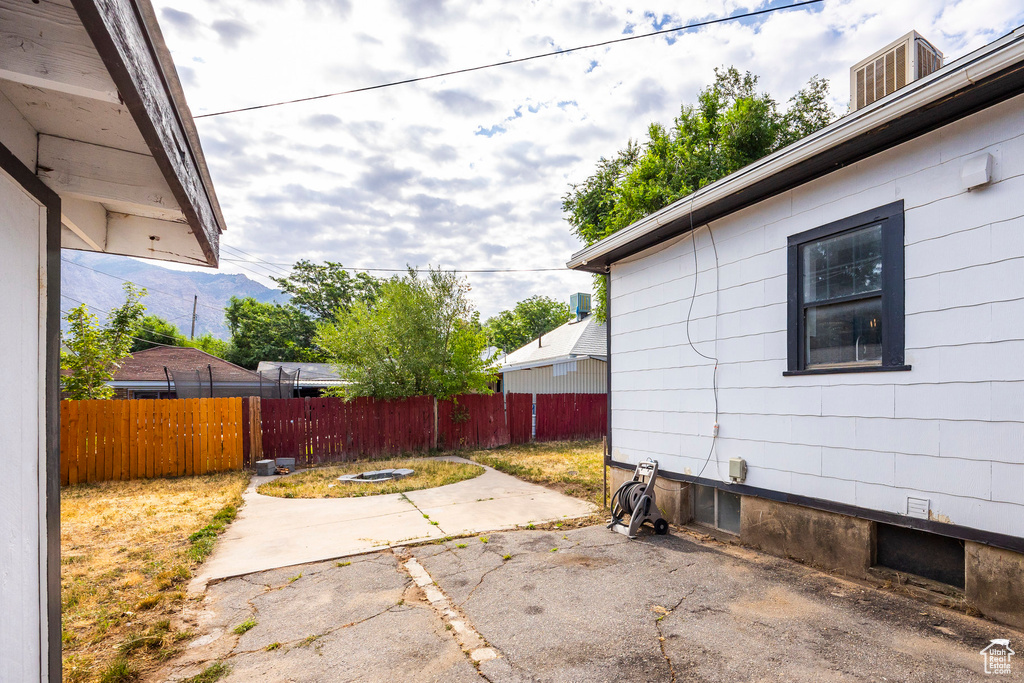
[161,525,1023,682]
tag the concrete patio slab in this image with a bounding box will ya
[193,457,595,585]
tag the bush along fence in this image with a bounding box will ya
[60,392,607,483]
[60,397,244,485]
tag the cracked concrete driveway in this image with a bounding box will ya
[161,525,1023,682]
[193,457,595,586]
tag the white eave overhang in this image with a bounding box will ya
[499,354,607,373]
[0,0,225,267]
[567,25,1024,274]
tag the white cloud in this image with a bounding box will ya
[154,0,1024,317]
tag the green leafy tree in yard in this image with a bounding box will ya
[61,284,147,399]
[485,296,573,353]
[184,333,232,359]
[272,259,382,320]
[224,297,319,369]
[563,67,835,319]
[316,269,495,400]
[131,314,186,351]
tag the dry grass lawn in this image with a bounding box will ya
[256,458,484,498]
[464,440,608,509]
[61,471,249,683]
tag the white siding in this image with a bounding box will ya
[503,358,607,395]
[609,93,1024,539]
[0,170,47,682]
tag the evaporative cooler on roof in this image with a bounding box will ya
[850,31,943,112]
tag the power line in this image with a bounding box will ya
[61,258,227,313]
[218,258,568,273]
[195,1,824,118]
[60,296,193,345]
[220,244,292,277]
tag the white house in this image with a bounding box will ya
[568,28,1024,628]
[0,1,225,679]
[499,306,608,397]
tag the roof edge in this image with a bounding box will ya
[567,25,1024,273]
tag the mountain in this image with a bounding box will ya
[60,250,289,340]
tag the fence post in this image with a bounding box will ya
[432,397,439,451]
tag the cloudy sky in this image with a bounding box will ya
[152,0,1024,318]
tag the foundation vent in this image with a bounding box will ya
[850,31,943,111]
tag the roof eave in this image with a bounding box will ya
[567,26,1024,274]
[72,0,224,266]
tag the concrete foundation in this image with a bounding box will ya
[966,541,1024,630]
[740,497,873,578]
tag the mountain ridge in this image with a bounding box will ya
[60,250,289,340]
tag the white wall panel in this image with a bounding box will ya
[0,172,45,683]
[610,94,1024,537]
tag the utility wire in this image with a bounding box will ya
[60,296,195,345]
[218,258,567,273]
[195,0,824,118]
[62,258,227,313]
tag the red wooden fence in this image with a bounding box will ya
[438,393,509,450]
[506,393,533,444]
[259,396,434,466]
[535,393,608,441]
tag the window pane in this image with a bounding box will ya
[693,484,715,526]
[805,297,883,367]
[717,491,741,534]
[802,224,882,303]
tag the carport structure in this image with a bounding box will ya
[0,1,224,679]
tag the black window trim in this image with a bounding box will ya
[785,200,910,376]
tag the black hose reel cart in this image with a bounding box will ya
[608,459,669,538]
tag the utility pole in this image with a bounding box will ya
[190,295,198,339]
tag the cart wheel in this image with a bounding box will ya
[654,518,669,535]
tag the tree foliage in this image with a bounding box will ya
[223,297,319,369]
[61,284,147,399]
[316,269,494,400]
[273,259,382,320]
[485,295,573,353]
[563,68,835,318]
[131,314,185,352]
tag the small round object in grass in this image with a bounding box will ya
[255,458,484,499]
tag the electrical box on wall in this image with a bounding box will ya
[729,458,747,483]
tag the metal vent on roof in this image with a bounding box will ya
[851,32,942,111]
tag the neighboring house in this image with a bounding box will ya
[111,347,260,399]
[257,361,347,396]
[498,295,607,437]
[0,2,225,679]
[568,28,1024,628]
[498,296,607,397]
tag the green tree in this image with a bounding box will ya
[131,314,186,352]
[316,269,494,400]
[485,295,573,353]
[564,67,835,318]
[184,333,232,359]
[223,297,319,369]
[272,259,382,320]
[61,284,147,399]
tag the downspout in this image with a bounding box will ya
[605,269,612,468]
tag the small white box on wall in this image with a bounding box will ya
[961,153,993,190]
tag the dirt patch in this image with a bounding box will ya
[728,586,830,621]
[550,553,617,570]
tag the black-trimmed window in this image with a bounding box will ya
[786,201,909,375]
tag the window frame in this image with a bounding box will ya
[785,200,910,376]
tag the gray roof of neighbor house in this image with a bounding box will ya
[499,315,607,372]
[256,361,346,388]
[568,25,1024,274]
